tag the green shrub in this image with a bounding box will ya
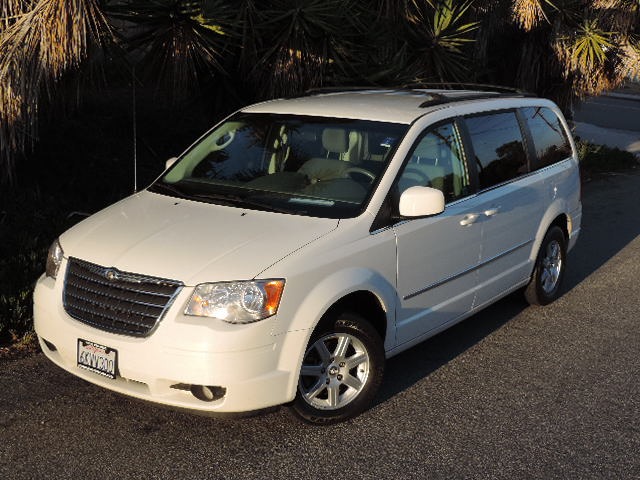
[576,140,638,173]
[0,189,70,344]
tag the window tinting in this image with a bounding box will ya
[465,112,527,190]
[397,122,470,203]
[521,106,571,168]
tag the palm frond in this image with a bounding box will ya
[408,0,479,82]
[512,0,552,31]
[571,19,614,70]
[0,0,115,185]
[250,0,360,98]
[0,0,33,32]
[619,35,640,79]
[106,0,230,103]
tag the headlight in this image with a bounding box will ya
[185,279,285,324]
[45,238,64,279]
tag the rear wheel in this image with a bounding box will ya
[292,312,384,424]
[525,226,567,305]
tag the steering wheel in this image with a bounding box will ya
[344,167,376,184]
[214,130,235,150]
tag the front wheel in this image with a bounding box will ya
[292,312,385,424]
[525,226,567,306]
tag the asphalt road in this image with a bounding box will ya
[574,94,640,132]
[2,171,640,479]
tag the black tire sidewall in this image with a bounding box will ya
[527,226,567,305]
[292,312,385,425]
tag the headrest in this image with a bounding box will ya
[322,128,348,154]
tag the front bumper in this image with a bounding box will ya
[33,272,306,413]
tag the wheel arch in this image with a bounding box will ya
[277,266,396,346]
[320,291,388,345]
[529,201,570,268]
[276,267,396,401]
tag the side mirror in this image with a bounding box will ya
[399,186,445,218]
[165,157,178,170]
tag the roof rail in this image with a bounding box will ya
[296,86,389,97]
[288,84,537,107]
[400,82,535,96]
[293,86,449,103]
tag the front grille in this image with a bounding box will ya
[63,257,183,337]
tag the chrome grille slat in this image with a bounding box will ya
[65,280,169,309]
[64,289,163,319]
[63,258,183,337]
[66,301,152,330]
[68,268,177,297]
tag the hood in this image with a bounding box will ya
[60,190,339,285]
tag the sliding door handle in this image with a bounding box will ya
[484,207,500,217]
[460,213,479,226]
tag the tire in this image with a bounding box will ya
[525,226,567,306]
[291,312,385,425]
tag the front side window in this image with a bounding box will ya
[465,112,528,190]
[149,113,407,218]
[520,106,572,169]
[396,122,471,203]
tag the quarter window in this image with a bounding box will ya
[465,112,527,190]
[397,122,470,203]
[521,106,572,169]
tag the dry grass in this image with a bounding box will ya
[0,330,40,361]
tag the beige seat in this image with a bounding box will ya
[298,128,350,183]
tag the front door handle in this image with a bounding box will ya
[484,207,500,217]
[460,213,479,226]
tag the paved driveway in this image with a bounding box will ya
[1,171,639,479]
[573,93,640,154]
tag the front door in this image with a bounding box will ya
[392,121,481,346]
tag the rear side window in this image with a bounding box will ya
[520,106,572,169]
[465,112,527,190]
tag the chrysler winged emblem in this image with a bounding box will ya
[105,269,118,281]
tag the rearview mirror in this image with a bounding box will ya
[399,186,445,218]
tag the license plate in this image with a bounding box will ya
[77,339,118,379]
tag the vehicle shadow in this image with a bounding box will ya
[375,171,640,405]
[375,295,525,405]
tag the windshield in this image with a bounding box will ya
[149,113,408,218]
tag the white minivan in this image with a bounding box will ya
[34,88,582,424]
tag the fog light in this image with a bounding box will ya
[190,385,226,402]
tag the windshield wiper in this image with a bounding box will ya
[153,182,298,214]
[189,192,294,215]
[149,182,187,197]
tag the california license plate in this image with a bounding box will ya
[77,339,117,379]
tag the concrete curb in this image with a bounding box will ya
[574,121,640,155]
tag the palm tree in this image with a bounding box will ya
[241,0,362,98]
[1,0,639,185]
[0,0,115,186]
[491,0,640,108]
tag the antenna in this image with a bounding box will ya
[132,65,138,193]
